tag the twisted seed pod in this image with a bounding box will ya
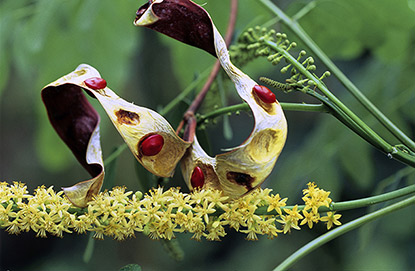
[135,0,288,198]
[41,64,190,207]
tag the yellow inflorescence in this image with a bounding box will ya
[0,181,341,241]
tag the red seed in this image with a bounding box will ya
[140,134,164,156]
[253,85,276,104]
[84,77,107,90]
[191,166,205,189]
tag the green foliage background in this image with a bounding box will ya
[1,0,414,270]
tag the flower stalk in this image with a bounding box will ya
[197,102,328,124]
[2,180,415,241]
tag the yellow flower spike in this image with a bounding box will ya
[1,182,340,240]
[42,64,191,207]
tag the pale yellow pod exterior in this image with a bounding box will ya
[180,25,288,199]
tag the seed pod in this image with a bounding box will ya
[135,1,288,199]
[134,0,216,57]
[42,64,191,207]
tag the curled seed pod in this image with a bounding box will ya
[42,64,191,207]
[134,0,216,57]
[134,0,287,199]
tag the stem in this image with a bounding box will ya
[328,184,415,212]
[292,1,316,21]
[264,39,415,167]
[272,195,415,271]
[259,0,415,153]
[177,0,239,141]
[266,39,391,150]
[103,144,127,165]
[198,102,328,123]
[254,182,415,215]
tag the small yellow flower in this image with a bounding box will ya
[320,212,342,230]
[300,209,320,229]
[240,225,259,241]
[277,205,303,234]
[302,182,332,214]
[256,217,281,239]
[193,199,216,224]
[206,220,226,241]
[168,188,192,212]
[267,193,287,215]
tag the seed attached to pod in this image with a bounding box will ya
[140,134,164,156]
[253,85,276,104]
[191,166,205,189]
[84,77,107,90]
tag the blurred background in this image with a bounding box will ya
[1,0,414,270]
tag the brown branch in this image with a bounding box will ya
[176,0,238,142]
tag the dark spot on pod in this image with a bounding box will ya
[84,77,107,90]
[140,134,164,156]
[253,85,276,104]
[115,109,140,125]
[191,166,205,189]
[226,172,255,190]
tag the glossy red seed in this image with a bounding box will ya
[253,85,276,104]
[84,77,107,90]
[191,166,205,189]
[140,134,164,156]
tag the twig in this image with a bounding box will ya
[176,0,238,141]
